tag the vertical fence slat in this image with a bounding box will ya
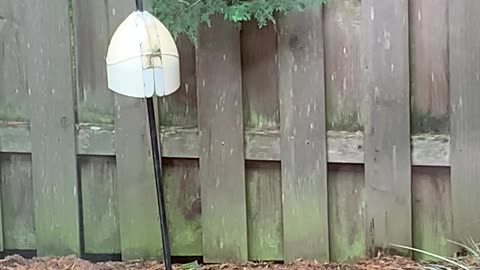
[412,167,453,260]
[158,34,201,257]
[323,0,366,262]
[25,1,81,256]
[163,159,201,256]
[79,157,120,254]
[449,1,480,242]
[328,164,366,262]
[72,0,120,254]
[278,5,329,261]
[410,0,449,135]
[0,1,30,122]
[241,21,282,261]
[110,0,163,261]
[362,0,411,256]
[0,154,35,250]
[196,15,248,263]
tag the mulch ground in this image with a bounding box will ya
[0,254,433,270]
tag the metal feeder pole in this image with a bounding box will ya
[135,0,173,269]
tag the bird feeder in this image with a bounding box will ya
[106,9,180,98]
[105,2,178,270]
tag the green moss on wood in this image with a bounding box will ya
[77,103,114,125]
[327,113,363,132]
[0,102,30,122]
[411,108,449,135]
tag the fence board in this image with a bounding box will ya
[0,154,35,250]
[412,166,453,261]
[114,96,163,260]
[324,0,364,132]
[278,6,329,261]
[157,33,201,257]
[196,15,248,263]
[410,0,449,135]
[72,0,120,255]
[163,159,201,256]
[73,0,114,125]
[80,157,120,254]
[449,1,480,242]
[24,0,81,256]
[241,21,282,261]
[328,164,365,262]
[0,1,30,122]
[246,161,282,261]
[109,0,163,261]
[362,0,411,256]
[159,35,197,127]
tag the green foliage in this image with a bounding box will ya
[392,238,480,270]
[151,0,326,45]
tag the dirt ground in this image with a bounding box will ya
[0,254,434,270]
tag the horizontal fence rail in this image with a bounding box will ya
[0,0,475,264]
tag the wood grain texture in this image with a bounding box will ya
[73,0,114,124]
[163,159,201,256]
[328,164,366,262]
[277,6,329,261]
[114,97,163,260]
[110,0,163,261]
[241,20,282,261]
[24,0,80,256]
[0,154,35,250]
[196,15,248,263]
[362,0,412,256]
[410,0,449,134]
[412,166,453,261]
[0,0,30,122]
[80,156,120,254]
[241,21,279,129]
[159,35,197,127]
[246,161,282,261]
[449,0,480,242]
[324,0,365,132]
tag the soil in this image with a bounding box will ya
[0,254,432,270]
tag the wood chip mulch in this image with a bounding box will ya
[0,254,433,270]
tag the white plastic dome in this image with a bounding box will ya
[106,10,180,98]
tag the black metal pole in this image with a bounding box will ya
[135,0,144,11]
[146,97,172,270]
[135,0,172,269]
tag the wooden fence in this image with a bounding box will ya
[0,0,479,264]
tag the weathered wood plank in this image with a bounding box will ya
[159,35,197,127]
[410,0,449,135]
[246,161,282,261]
[196,15,248,263]
[73,0,114,125]
[362,0,411,256]
[449,0,480,243]
[0,1,30,122]
[241,21,279,129]
[328,164,366,262]
[324,0,365,132]
[277,6,329,261]
[0,123,450,166]
[241,20,282,261]
[0,154,35,250]
[110,0,163,261]
[24,0,81,256]
[114,97,163,260]
[163,159,201,256]
[412,166,453,261]
[80,156,120,254]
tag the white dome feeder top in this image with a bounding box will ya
[106,10,180,98]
